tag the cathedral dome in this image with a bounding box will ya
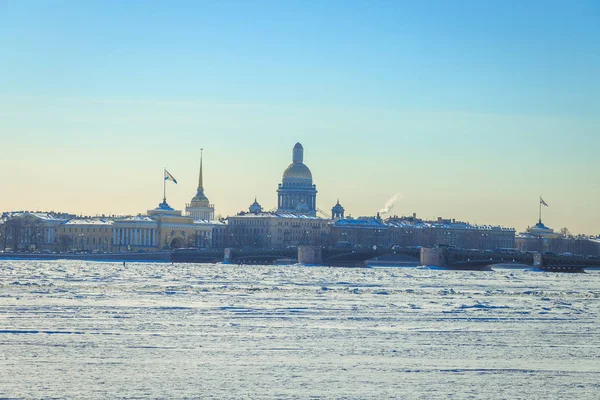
[277,142,317,216]
[282,162,313,181]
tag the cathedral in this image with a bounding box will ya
[276,142,317,216]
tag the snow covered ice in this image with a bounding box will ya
[1,260,599,398]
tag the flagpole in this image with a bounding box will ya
[163,168,167,203]
[538,196,542,224]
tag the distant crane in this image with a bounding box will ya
[316,208,331,219]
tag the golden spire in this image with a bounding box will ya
[198,148,203,190]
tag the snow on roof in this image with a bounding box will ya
[193,219,227,225]
[114,215,155,223]
[4,211,69,222]
[231,212,327,220]
[354,217,516,231]
[65,219,114,225]
[334,218,388,229]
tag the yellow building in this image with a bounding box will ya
[113,202,215,251]
[2,155,223,252]
[58,219,114,252]
[112,155,222,251]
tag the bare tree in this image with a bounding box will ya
[560,227,570,237]
[57,235,72,252]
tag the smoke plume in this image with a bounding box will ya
[378,193,403,215]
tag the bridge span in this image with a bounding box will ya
[421,247,600,272]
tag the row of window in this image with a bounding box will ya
[64,227,110,233]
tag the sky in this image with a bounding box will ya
[0,0,598,234]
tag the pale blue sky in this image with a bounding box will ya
[1,1,598,233]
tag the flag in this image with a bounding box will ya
[164,169,177,184]
[540,197,548,207]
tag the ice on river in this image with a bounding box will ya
[1,260,599,399]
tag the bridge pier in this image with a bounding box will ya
[533,253,543,269]
[224,248,233,263]
[420,247,446,267]
[298,246,322,265]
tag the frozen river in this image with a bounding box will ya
[1,260,599,399]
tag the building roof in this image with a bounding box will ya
[193,219,227,225]
[334,217,388,229]
[3,211,69,223]
[231,211,327,220]
[282,162,313,181]
[369,216,516,232]
[65,219,114,226]
[114,215,155,223]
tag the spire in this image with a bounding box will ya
[198,148,203,189]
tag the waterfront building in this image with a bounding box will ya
[57,219,114,252]
[227,206,330,249]
[113,199,217,251]
[276,143,317,216]
[329,214,515,250]
[386,216,516,250]
[330,215,389,248]
[515,216,563,253]
[113,152,225,251]
[0,211,69,251]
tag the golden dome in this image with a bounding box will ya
[282,162,312,181]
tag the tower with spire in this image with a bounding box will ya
[186,149,215,220]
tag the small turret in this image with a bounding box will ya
[332,199,345,220]
[249,197,263,214]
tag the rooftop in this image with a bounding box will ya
[232,211,327,220]
[65,219,114,225]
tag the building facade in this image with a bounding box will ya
[1,212,69,251]
[227,199,330,248]
[328,215,516,250]
[58,219,114,252]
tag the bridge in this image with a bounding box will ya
[171,246,421,266]
[422,247,600,272]
[171,246,600,272]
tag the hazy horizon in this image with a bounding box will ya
[1,1,598,234]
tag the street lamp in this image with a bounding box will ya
[481,233,488,250]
